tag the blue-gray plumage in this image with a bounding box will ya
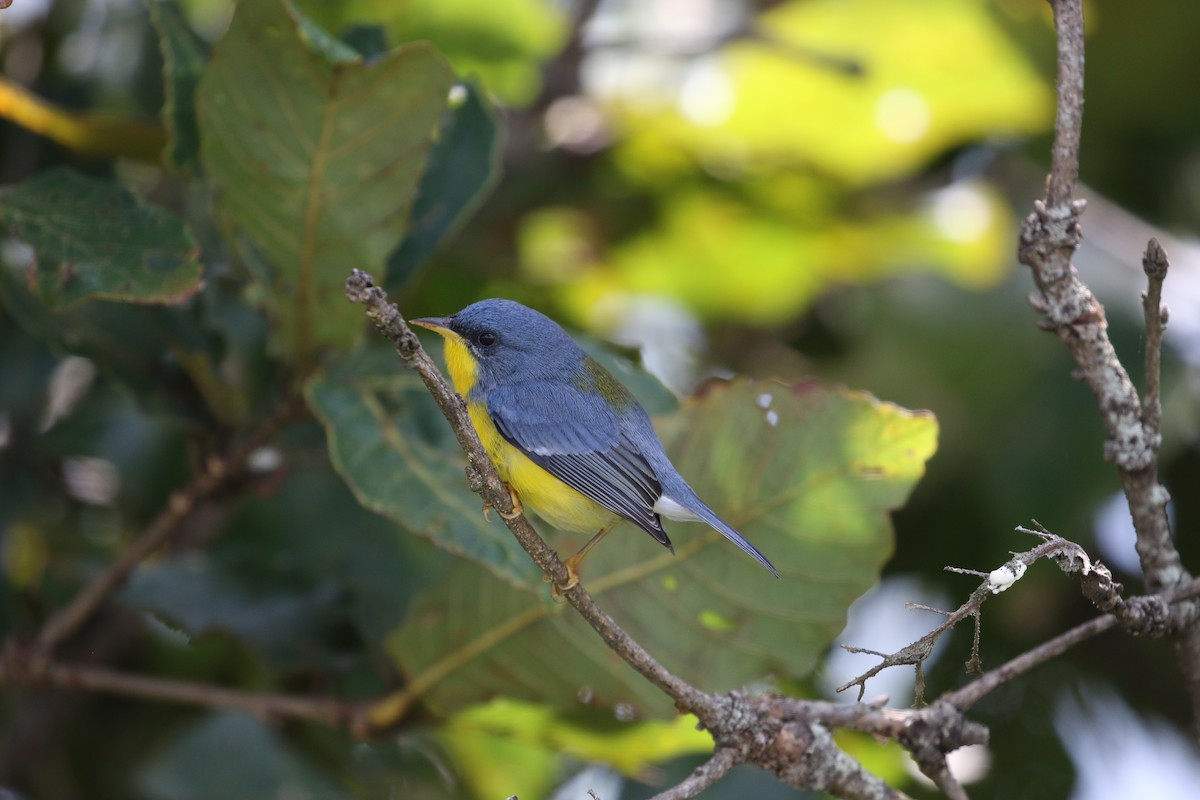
[413,298,779,578]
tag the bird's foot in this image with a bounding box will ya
[483,483,524,521]
[549,558,582,601]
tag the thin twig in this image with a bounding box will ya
[944,575,1200,712]
[913,752,970,800]
[35,397,299,652]
[0,657,355,727]
[836,533,1095,701]
[1141,238,1169,437]
[1045,0,1085,208]
[945,614,1115,711]
[648,747,743,800]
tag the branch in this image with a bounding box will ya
[34,397,300,652]
[648,747,742,800]
[1018,0,1200,727]
[0,655,356,727]
[1141,238,1169,438]
[1045,0,1085,209]
[943,614,1115,712]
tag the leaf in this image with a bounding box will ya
[118,557,349,671]
[305,343,543,587]
[385,82,502,289]
[148,0,209,173]
[437,698,712,792]
[549,180,1015,325]
[614,0,1051,186]
[0,168,203,308]
[390,380,937,717]
[137,712,351,800]
[197,0,455,358]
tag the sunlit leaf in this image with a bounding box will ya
[391,380,937,717]
[299,0,568,104]
[0,168,203,307]
[835,730,913,790]
[542,178,1012,325]
[386,82,503,289]
[437,698,712,798]
[197,0,454,357]
[148,0,209,173]
[615,0,1051,185]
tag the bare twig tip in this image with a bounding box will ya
[1142,238,1169,280]
[344,269,380,303]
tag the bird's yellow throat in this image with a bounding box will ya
[423,324,619,535]
[439,332,478,397]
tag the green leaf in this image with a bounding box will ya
[437,698,712,795]
[614,0,1050,186]
[385,82,502,289]
[119,559,349,671]
[547,181,1015,326]
[390,380,937,717]
[305,344,543,587]
[0,263,241,423]
[148,0,209,173]
[138,712,351,800]
[197,0,455,358]
[340,24,390,59]
[0,168,203,308]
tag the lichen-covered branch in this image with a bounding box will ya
[1017,0,1200,727]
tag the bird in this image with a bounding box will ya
[411,299,778,589]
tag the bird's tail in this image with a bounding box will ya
[662,481,780,578]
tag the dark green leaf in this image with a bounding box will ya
[385,82,502,289]
[138,712,351,800]
[119,559,348,671]
[0,168,203,308]
[305,343,543,587]
[148,0,209,173]
[0,265,232,423]
[340,24,389,59]
[197,0,455,357]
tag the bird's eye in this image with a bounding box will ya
[476,331,498,347]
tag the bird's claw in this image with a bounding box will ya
[549,568,580,601]
[482,483,524,521]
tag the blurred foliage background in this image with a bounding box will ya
[2,1,1200,799]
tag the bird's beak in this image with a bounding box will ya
[411,317,454,337]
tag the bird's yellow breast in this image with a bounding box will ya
[442,334,618,535]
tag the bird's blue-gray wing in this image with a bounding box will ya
[486,382,670,546]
